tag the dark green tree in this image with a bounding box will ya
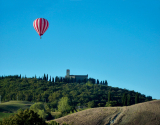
[97,79,99,84]
[55,76,59,82]
[100,81,102,84]
[122,93,127,106]
[105,80,108,86]
[60,77,63,82]
[135,92,139,104]
[43,74,46,81]
[52,77,54,83]
[108,91,111,102]
[127,94,131,106]
[0,109,47,125]
[47,74,48,81]
[87,100,95,108]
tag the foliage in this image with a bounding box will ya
[29,102,53,120]
[58,97,72,113]
[105,101,117,107]
[30,102,45,111]
[108,91,111,102]
[127,94,131,106]
[87,101,95,108]
[0,109,47,125]
[0,75,152,110]
[0,112,15,121]
[122,93,127,106]
[135,92,139,104]
[86,81,93,86]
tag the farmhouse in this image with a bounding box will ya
[65,69,88,82]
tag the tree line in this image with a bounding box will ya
[0,75,153,110]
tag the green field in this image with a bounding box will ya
[0,101,34,121]
[0,101,34,112]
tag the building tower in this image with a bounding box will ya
[66,69,70,77]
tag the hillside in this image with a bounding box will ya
[0,75,152,109]
[114,100,160,125]
[48,100,160,125]
[48,107,122,125]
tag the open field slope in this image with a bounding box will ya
[48,100,160,125]
[0,101,34,113]
[48,107,122,125]
[114,100,160,125]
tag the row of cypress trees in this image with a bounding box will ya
[108,91,140,106]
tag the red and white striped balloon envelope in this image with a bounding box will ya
[33,18,49,39]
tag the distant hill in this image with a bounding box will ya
[48,100,160,125]
[0,75,153,109]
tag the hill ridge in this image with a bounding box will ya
[48,100,160,125]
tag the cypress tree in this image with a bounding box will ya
[135,92,139,104]
[105,80,108,86]
[55,76,59,82]
[43,74,46,81]
[47,74,48,81]
[49,76,51,82]
[122,93,127,106]
[127,94,131,106]
[52,77,54,83]
[108,91,111,102]
[97,79,99,84]
[60,77,63,82]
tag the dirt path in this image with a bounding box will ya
[100,107,123,125]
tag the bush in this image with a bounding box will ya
[0,109,47,125]
[58,97,72,113]
[30,102,48,119]
[87,101,95,108]
[105,101,117,107]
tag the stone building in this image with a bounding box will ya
[65,69,88,82]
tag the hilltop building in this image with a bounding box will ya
[65,69,88,82]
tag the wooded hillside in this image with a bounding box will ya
[0,75,153,110]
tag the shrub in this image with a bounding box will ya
[105,101,117,107]
[0,109,47,125]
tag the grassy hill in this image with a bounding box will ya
[0,101,34,113]
[0,101,34,121]
[114,100,160,125]
[48,100,160,125]
[0,75,156,124]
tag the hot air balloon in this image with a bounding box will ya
[33,18,49,39]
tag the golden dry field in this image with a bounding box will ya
[48,100,160,125]
[114,100,160,125]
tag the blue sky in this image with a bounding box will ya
[0,0,160,99]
